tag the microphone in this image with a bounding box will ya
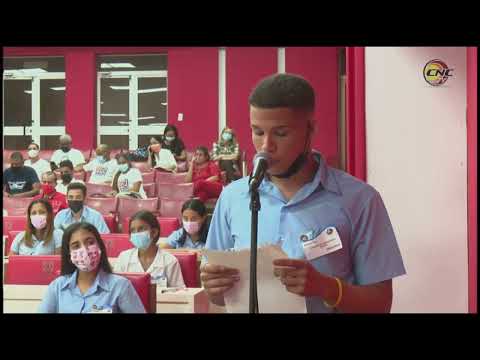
[249,152,271,190]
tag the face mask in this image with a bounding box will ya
[130,231,152,250]
[222,133,233,141]
[96,156,107,164]
[118,163,129,173]
[68,200,83,213]
[28,149,39,158]
[60,145,70,153]
[41,183,56,196]
[31,214,47,229]
[165,136,175,142]
[183,221,201,235]
[70,244,102,272]
[61,173,73,183]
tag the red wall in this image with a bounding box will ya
[285,47,339,167]
[226,47,277,171]
[168,48,218,151]
[467,47,477,313]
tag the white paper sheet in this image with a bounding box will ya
[202,245,307,313]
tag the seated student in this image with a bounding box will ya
[9,199,63,256]
[108,153,147,199]
[161,125,187,162]
[185,146,223,202]
[38,222,146,313]
[3,151,41,198]
[50,134,86,172]
[83,144,118,185]
[54,182,110,233]
[162,199,209,250]
[212,127,242,183]
[33,171,68,216]
[55,160,85,195]
[24,142,51,180]
[114,210,185,288]
[147,136,177,172]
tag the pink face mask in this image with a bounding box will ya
[70,244,102,272]
[31,215,47,229]
[183,221,201,235]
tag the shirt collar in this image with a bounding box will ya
[60,269,111,292]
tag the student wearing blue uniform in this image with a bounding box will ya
[163,199,209,250]
[54,182,110,233]
[201,73,406,313]
[38,222,145,313]
[9,199,63,256]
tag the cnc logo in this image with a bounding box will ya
[423,59,454,86]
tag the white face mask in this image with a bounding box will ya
[118,163,129,173]
[165,136,175,142]
[28,149,39,158]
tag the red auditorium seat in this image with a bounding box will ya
[131,162,151,173]
[39,150,55,161]
[143,183,156,198]
[3,216,28,236]
[157,182,194,201]
[159,199,184,221]
[5,255,62,285]
[85,196,118,215]
[103,214,117,233]
[101,233,133,257]
[81,149,92,163]
[115,272,155,313]
[86,182,112,196]
[170,252,199,287]
[154,171,187,184]
[85,171,92,182]
[122,216,180,237]
[142,171,155,183]
[116,197,159,232]
[3,197,35,211]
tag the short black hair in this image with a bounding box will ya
[59,159,74,170]
[10,151,24,161]
[129,210,161,242]
[249,73,315,113]
[163,125,179,138]
[60,222,112,275]
[67,182,87,197]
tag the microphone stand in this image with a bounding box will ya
[249,179,261,314]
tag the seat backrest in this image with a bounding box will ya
[143,183,156,198]
[130,161,151,173]
[171,252,198,287]
[142,171,155,183]
[101,234,133,257]
[5,255,62,285]
[154,171,187,184]
[102,214,117,233]
[115,272,154,313]
[3,216,27,236]
[157,182,194,201]
[38,150,55,161]
[122,216,180,237]
[3,197,35,210]
[159,199,184,221]
[7,230,23,253]
[86,182,112,196]
[81,149,92,163]
[85,196,118,215]
[116,197,159,231]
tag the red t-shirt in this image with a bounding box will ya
[192,161,222,183]
[33,191,68,215]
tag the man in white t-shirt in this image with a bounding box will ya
[50,134,86,172]
[55,159,85,195]
[24,143,51,180]
[84,144,118,184]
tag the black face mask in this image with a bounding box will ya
[271,152,308,179]
[60,146,70,153]
[68,200,84,213]
[61,173,73,183]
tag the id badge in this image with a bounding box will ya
[89,305,113,314]
[152,274,167,287]
[301,227,342,261]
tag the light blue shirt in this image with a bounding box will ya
[11,229,63,255]
[205,153,406,313]
[38,269,146,313]
[54,206,110,234]
[167,228,206,249]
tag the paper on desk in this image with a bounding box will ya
[202,244,307,313]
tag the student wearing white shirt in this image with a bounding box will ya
[109,153,147,199]
[114,210,185,287]
[50,134,86,172]
[84,144,118,185]
[24,143,51,180]
[55,160,85,195]
[147,136,177,172]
